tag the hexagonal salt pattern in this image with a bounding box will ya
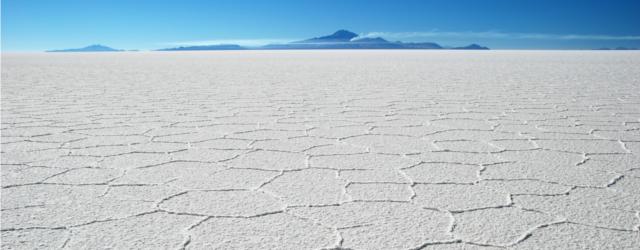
[2,51,640,249]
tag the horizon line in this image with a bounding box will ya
[3,29,640,52]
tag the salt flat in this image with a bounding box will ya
[1,50,640,249]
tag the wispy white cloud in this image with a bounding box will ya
[161,38,296,47]
[360,31,640,41]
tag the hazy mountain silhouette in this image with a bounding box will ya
[47,44,122,52]
[158,44,245,51]
[262,32,453,50]
[453,44,490,50]
[263,36,401,49]
[294,30,359,43]
[156,30,490,51]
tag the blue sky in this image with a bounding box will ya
[2,0,640,51]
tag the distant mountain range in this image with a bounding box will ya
[46,30,491,52]
[47,44,123,52]
[45,31,640,52]
[158,29,490,51]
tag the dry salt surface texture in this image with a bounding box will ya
[1,50,640,249]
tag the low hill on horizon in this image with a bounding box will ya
[293,29,358,44]
[47,44,123,52]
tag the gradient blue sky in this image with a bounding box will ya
[2,0,640,51]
